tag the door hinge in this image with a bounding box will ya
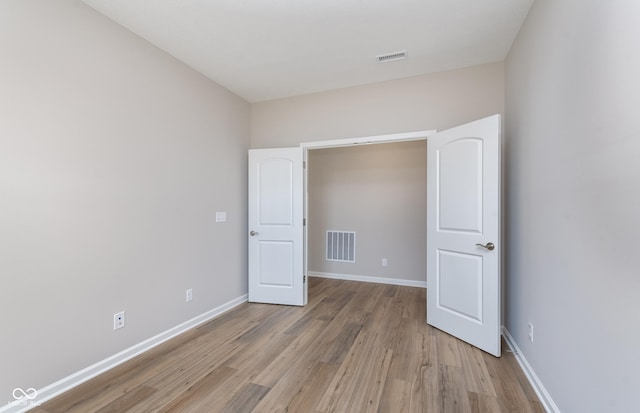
[304,275,307,283]
[303,218,306,226]
[303,161,306,169]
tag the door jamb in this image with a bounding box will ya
[299,129,437,302]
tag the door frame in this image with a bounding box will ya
[300,129,437,295]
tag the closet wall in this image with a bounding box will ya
[307,140,427,283]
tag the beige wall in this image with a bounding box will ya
[0,0,250,401]
[308,141,427,282]
[252,62,504,285]
[505,1,640,412]
[251,62,505,148]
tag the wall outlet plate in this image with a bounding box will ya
[186,289,193,302]
[114,311,125,330]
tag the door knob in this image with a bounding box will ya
[250,230,259,236]
[475,242,495,251]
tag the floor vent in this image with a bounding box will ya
[326,231,356,263]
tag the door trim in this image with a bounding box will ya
[300,130,436,150]
[301,129,437,289]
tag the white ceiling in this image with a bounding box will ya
[81,0,534,102]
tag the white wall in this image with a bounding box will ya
[0,0,250,402]
[308,141,427,283]
[505,1,640,412]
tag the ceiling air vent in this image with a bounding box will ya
[376,50,407,63]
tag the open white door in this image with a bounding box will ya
[248,147,305,306]
[427,115,501,356]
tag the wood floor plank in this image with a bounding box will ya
[353,347,394,413]
[281,361,336,413]
[459,342,498,397]
[439,365,473,413]
[349,281,387,314]
[320,321,364,365]
[316,330,392,412]
[251,317,355,412]
[251,319,328,387]
[130,327,256,412]
[468,391,502,413]
[437,330,463,367]
[410,332,440,412]
[94,385,157,413]
[233,304,301,344]
[285,288,355,334]
[191,332,298,412]
[378,378,412,413]
[530,400,547,413]
[39,329,203,413]
[154,365,236,413]
[481,348,536,413]
[223,312,304,371]
[396,285,427,321]
[385,316,419,379]
[38,279,544,413]
[219,383,270,413]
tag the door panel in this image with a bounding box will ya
[427,115,501,356]
[258,158,295,225]
[438,139,483,233]
[258,241,294,286]
[437,250,483,322]
[248,148,304,306]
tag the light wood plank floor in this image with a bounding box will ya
[36,278,545,413]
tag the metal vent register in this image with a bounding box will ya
[376,50,407,63]
[326,231,356,263]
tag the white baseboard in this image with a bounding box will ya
[1,294,248,413]
[309,271,427,288]
[502,326,561,413]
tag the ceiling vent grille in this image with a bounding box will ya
[376,50,407,63]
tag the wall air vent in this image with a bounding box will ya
[376,50,408,63]
[326,231,356,263]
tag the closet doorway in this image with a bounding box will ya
[248,115,501,356]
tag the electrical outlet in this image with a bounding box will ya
[528,322,534,343]
[113,311,125,330]
[186,288,193,302]
[382,258,388,267]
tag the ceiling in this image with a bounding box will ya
[81,0,534,103]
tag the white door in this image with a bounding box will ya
[427,115,501,356]
[248,147,305,306]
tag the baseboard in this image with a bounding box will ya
[1,294,248,413]
[309,271,427,288]
[502,326,561,413]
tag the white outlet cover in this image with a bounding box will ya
[215,212,227,223]
[113,311,125,330]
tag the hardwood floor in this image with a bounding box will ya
[36,278,545,413]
